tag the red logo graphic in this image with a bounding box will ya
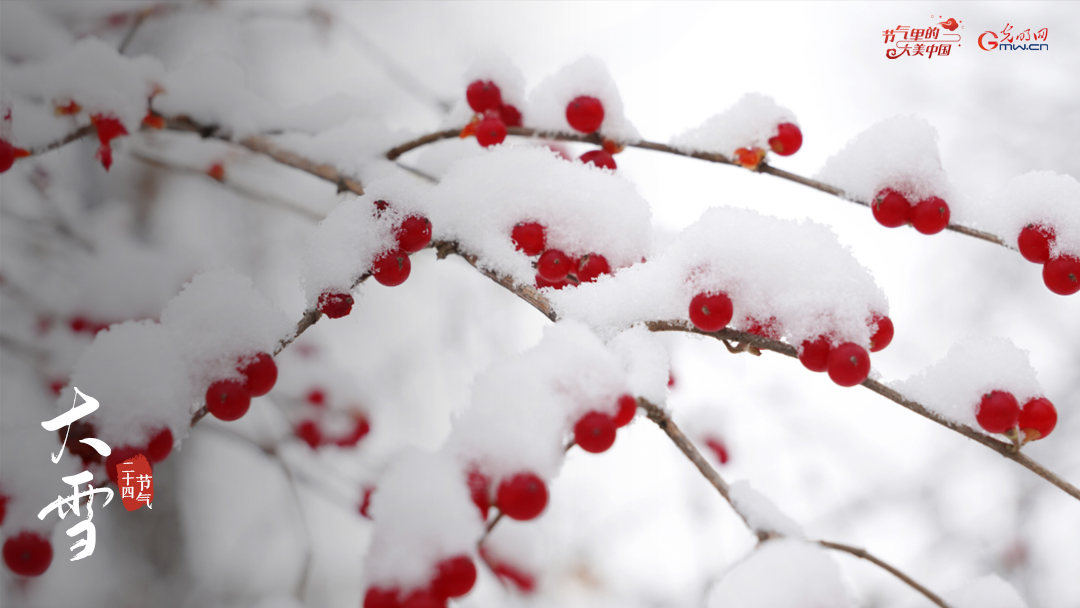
[882,16,962,59]
[979,24,1048,51]
[116,454,154,511]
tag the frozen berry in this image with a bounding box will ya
[476,115,507,148]
[511,222,546,256]
[3,532,52,577]
[976,391,1020,434]
[580,149,616,170]
[534,273,570,290]
[734,147,765,169]
[869,315,894,352]
[372,250,411,286]
[574,411,617,454]
[239,352,277,397]
[496,472,548,521]
[1018,397,1057,441]
[566,96,604,133]
[335,415,370,447]
[432,555,477,599]
[826,343,870,387]
[364,587,400,608]
[911,197,950,235]
[1017,224,1055,263]
[768,123,802,156]
[206,380,251,422]
[799,336,832,372]
[537,249,572,281]
[613,394,636,427]
[872,189,911,228]
[318,292,353,319]
[466,80,502,113]
[396,216,432,253]
[146,427,173,463]
[1043,255,1080,295]
[295,420,322,449]
[576,254,610,283]
[689,292,734,332]
[467,468,491,520]
[704,437,729,464]
[499,104,523,127]
[105,444,148,484]
[0,139,15,173]
[306,388,326,406]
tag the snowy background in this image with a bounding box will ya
[1,2,1078,608]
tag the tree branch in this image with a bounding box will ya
[818,540,950,608]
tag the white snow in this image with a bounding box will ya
[706,539,854,608]
[672,93,798,157]
[527,56,641,142]
[728,480,804,538]
[945,575,1028,608]
[981,171,1080,258]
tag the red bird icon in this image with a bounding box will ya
[939,18,959,31]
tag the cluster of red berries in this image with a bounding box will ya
[572,394,637,454]
[293,387,371,450]
[468,468,547,522]
[733,122,803,170]
[687,291,892,388]
[975,390,1057,442]
[510,221,612,289]
[1017,223,1080,296]
[461,80,522,148]
[364,554,478,608]
[204,352,278,421]
[871,188,951,235]
[317,200,432,319]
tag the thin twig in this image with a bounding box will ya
[386,127,1008,248]
[818,540,950,608]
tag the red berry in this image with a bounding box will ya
[372,250,411,286]
[668,371,676,388]
[318,292,353,319]
[205,379,251,421]
[768,123,802,156]
[476,114,507,148]
[0,139,15,173]
[92,114,128,145]
[499,104,523,127]
[60,419,103,465]
[306,388,326,406]
[579,149,616,170]
[566,96,604,133]
[576,253,611,283]
[976,391,1020,434]
[0,494,7,527]
[574,411,617,454]
[1043,255,1080,295]
[466,80,502,113]
[239,352,277,397]
[1018,397,1057,441]
[826,343,870,387]
[799,336,832,372]
[432,555,477,599]
[69,316,89,333]
[467,468,491,520]
[534,273,571,290]
[3,531,53,577]
[869,315,894,353]
[105,444,148,484]
[613,394,636,427]
[335,415,370,447]
[295,420,322,449]
[146,427,173,463]
[734,147,766,169]
[511,222,547,256]
[396,216,432,253]
[485,553,536,592]
[359,487,375,519]
[688,292,734,332]
[1017,224,1055,264]
[704,437,729,464]
[911,197,950,234]
[364,587,400,608]
[495,472,548,521]
[537,249,572,281]
[400,590,444,608]
[871,189,911,228]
